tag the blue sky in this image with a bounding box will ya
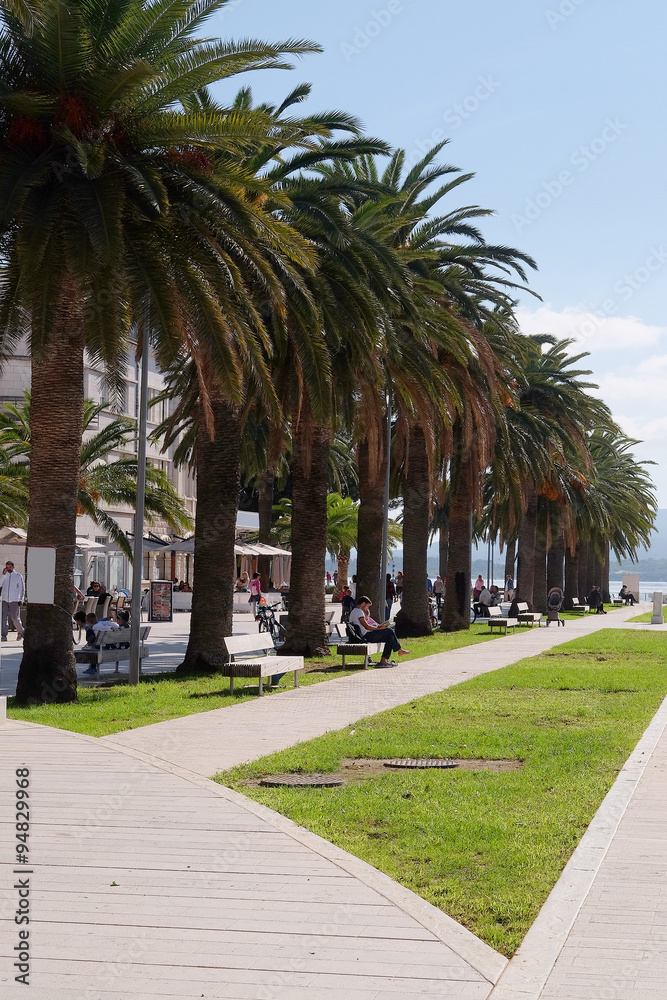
[210,0,667,503]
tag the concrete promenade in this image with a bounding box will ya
[2,603,667,998]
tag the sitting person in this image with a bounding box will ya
[619,585,636,606]
[179,580,192,593]
[115,609,131,648]
[488,585,502,607]
[349,596,411,668]
[81,613,121,674]
[340,586,355,623]
[83,613,119,647]
[475,586,493,617]
[73,610,88,639]
[587,585,607,615]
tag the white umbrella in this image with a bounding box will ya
[0,527,106,550]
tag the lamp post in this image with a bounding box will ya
[129,318,150,685]
[379,384,392,612]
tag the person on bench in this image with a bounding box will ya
[349,597,411,668]
[82,613,120,674]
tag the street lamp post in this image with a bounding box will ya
[379,385,392,613]
[129,319,150,685]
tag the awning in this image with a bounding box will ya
[0,527,106,550]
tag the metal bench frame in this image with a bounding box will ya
[74,625,150,680]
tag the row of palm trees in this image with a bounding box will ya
[1,0,654,704]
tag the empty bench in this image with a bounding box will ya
[516,602,544,627]
[74,626,150,680]
[487,606,518,634]
[571,598,590,614]
[221,634,305,696]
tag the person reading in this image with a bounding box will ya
[349,596,411,668]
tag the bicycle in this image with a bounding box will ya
[255,600,286,644]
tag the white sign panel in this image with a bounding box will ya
[26,546,56,605]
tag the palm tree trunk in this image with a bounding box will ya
[16,302,85,705]
[578,541,589,600]
[179,399,241,673]
[257,470,274,590]
[504,538,516,585]
[587,543,598,596]
[395,424,432,637]
[441,466,472,633]
[356,425,387,614]
[333,552,349,602]
[282,408,330,657]
[516,488,538,608]
[533,529,548,614]
[602,543,611,603]
[439,523,449,580]
[547,521,565,592]
[564,547,579,609]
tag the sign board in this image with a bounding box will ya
[149,580,173,623]
[26,546,56,605]
[622,574,640,602]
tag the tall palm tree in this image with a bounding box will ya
[485,336,612,611]
[0,0,324,702]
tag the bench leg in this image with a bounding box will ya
[341,652,346,669]
[364,650,369,669]
[230,675,234,696]
[294,670,299,688]
[259,675,263,696]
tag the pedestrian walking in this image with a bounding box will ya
[1,560,25,641]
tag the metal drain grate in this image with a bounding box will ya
[383,758,458,769]
[259,774,344,788]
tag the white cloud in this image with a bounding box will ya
[516,304,666,504]
[516,305,665,353]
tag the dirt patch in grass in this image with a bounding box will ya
[242,756,524,788]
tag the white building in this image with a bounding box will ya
[0,338,197,591]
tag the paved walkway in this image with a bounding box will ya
[2,603,665,999]
[0,720,503,999]
[102,605,642,776]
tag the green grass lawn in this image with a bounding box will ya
[6,624,503,737]
[217,629,667,957]
[628,609,664,623]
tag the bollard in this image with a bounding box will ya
[651,592,664,625]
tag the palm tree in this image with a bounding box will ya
[0,394,192,555]
[0,0,323,702]
[484,335,612,612]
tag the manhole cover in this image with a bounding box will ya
[383,758,458,769]
[259,774,344,788]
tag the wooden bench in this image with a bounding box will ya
[335,641,383,669]
[74,626,150,680]
[335,622,382,668]
[486,607,518,634]
[516,602,544,627]
[571,598,590,614]
[221,634,304,696]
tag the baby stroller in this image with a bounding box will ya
[546,587,565,627]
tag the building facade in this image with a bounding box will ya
[0,338,197,591]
